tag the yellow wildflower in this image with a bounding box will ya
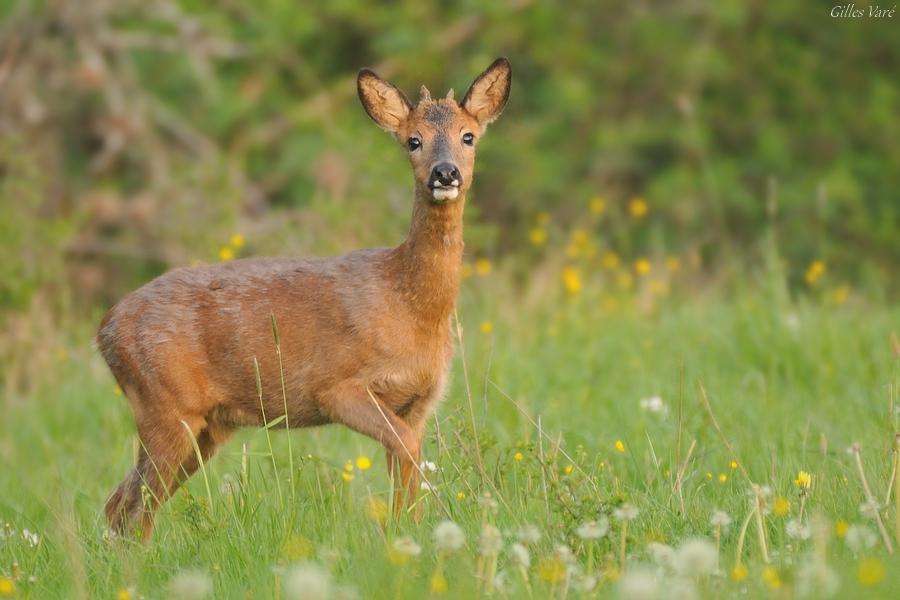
[514,452,524,461]
[665,256,681,272]
[218,246,234,262]
[773,496,790,517]
[475,258,492,277]
[116,588,132,600]
[731,564,748,582]
[616,271,634,290]
[430,573,448,594]
[628,197,649,218]
[461,263,473,279]
[113,385,122,396]
[729,460,738,470]
[356,455,372,471]
[480,320,494,334]
[718,473,727,483]
[528,228,547,246]
[538,558,567,583]
[229,233,245,249]
[456,491,465,500]
[0,578,15,597]
[365,496,388,524]
[706,472,713,480]
[344,461,354,472]
[563,464,574,475]
[342,472,354,482]
[590,196,607,215]
[614,440,625,453]
[535,211,551,226]
[804,260,826,285]
[601,251,620,270]
[794,470,812,489]
[634,258,651,276]
[571,229,589,245]
[561,266,582,295]
[832,284,849,305]
[835,520,849,538]
[857,558,885,586]
[762,566,781,589]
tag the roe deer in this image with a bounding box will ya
[99,58,512,539]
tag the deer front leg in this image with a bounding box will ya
[325,385,421,516]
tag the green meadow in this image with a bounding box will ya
[2,264,898,598]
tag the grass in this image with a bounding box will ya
[0,275,898,599]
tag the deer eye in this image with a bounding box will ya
[462,132,475,146]
[407,137,421,151]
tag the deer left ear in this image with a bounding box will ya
[461,57,512,127]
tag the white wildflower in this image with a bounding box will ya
[392,536,421,557]
[673,538,717,577]
[283,563,332,600]
[576,574,598,592]
[433,520,465,552]
[517,524,541,545]
[710,510,731,529]
[859,499,880,520]
[21,529,40,547]
[478,494,499,513]
[786,519,811,540]
[796,561,840,598]
[617,566,659,600]
[420,460,438,473]
[614,503,639,521]
[420,480,436,492]
[646,542,675,570]
[167,569,213,600]
[576,516,610,540]
[510,543,530,568]
[639,395,668,416]
[480,524,503,555]
[844,525,876,553]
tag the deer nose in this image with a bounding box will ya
[430,163,461,187]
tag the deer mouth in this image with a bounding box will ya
[430,182,460,201]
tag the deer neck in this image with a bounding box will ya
[391,188,465,326]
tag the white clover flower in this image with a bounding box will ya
[22,529,40,547]
[283,563,332,600]
[786,519,811,540]
[576,516,610,540]
[419,460,438,473]
[859,499,880,519]
[710,510,732,529]
[796,561,840,598]
[617,566,659,600]
[434,520,465,552]
[614,503,639,522]
[517,524,541,545]
[639,395,668,416]
[420,480,436,492]
[392,536,422,557]
[646,542,675,570]
[479,524,503,555]
[673,538,717,577]
[167,569,213,600]
[510,542,530,568]
[844,524,877,553]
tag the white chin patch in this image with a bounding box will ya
[432,187,459,201]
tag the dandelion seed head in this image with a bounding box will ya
[786,519,811,540]
[617,567,659,600]
[479,524,503,555]
[673,538,717,577]
[510,543,530,568]
[283,563,332,600]
[517,524,541,545]
[433,521,465,552]
[614,503,639,521]
[167,569,213,600]
[576,517,610,540]
[844,525,877,553]
[710,510,732,529]
[391,536,421,557]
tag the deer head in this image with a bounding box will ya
[357,58,511,203]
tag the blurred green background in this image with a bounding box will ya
[0,0,897,393]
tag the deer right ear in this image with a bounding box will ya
[357,69,413,133]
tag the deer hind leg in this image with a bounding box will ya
[105,396,208,541]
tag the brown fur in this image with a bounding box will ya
[99,58,511,539]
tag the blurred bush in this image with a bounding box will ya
[0,0,897,319]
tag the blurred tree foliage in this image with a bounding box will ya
[0,0,897,316]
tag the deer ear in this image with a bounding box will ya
[357,69,413,133]
[461,57,511,127]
